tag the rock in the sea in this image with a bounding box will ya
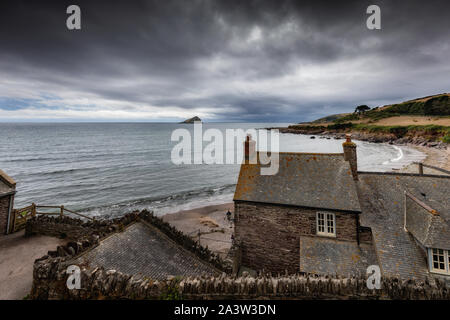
[180,116,201,124]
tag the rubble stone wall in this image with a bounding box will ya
[31,261,450,300]
[234,201,360,274]
[25,212,138,240]
[359,227,373,243]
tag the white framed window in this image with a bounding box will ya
[316,212,336,237]
[429,248,450,275]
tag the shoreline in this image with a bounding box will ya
[162,203,234,259]
[270,127,448,150]
[401,143,450,173]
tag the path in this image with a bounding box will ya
[0,230,65,300]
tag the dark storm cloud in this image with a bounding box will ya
[0,0,449,121]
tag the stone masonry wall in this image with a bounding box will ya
[25,213,138,240]
[359,227,373,244]
[31,262,450,300]
[0,195,11,235]
[234,201,360,274]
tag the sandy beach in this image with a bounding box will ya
[162,203,234,259]
[401,144,450,173]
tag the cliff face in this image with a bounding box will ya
[180,116,201,123]
[281,93,450,147]
[277,125,448,149]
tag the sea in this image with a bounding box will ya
[0,122,426,218]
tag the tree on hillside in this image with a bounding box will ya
[354,105,371,113]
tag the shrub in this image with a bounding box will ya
[159,279,182,300]
[443,135,450,144]
[328,122,354,130]
[334,113,359,123]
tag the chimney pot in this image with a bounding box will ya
[345,134,352,143]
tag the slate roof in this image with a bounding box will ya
[74,222,219,280]
[0,170,15,196]
[234,152,361,212]
[405,194,450,250]
[299,236,377,277]
[357,172,450,280]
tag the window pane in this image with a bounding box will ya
[431,248,447,271]
[448,250,450,271]
[317,213,325,233]
[447,251,450,273]
[317,212,335,235]
[326,214,335,234]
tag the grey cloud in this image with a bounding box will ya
[0,0,449,121]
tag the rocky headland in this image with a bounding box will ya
[180,116,202,123]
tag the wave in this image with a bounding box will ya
[390,146,404,162]
[81,184,236,219]
[382,145,404,165]
[6,156,60,162]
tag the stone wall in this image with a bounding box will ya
[0,195,12,235]
[234,201,361,274]
[31,262,450,300]
[359,226,373,244]
[25,212,138,240]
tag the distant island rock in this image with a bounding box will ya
[180,116,202,123]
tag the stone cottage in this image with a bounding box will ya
[233,135,450,281]
[0,170,16,235]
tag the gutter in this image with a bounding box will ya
[233,199,362,214]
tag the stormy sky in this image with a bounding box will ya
[0,0,449,122]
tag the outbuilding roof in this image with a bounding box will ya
[405,192,450,250]
[357,172,450,280]
[299,236,377,277]
[234,152,361,212]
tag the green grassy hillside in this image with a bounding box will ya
[321,93,450,124]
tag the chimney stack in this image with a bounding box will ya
[244,134,256,164]
[342,134,358,181]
